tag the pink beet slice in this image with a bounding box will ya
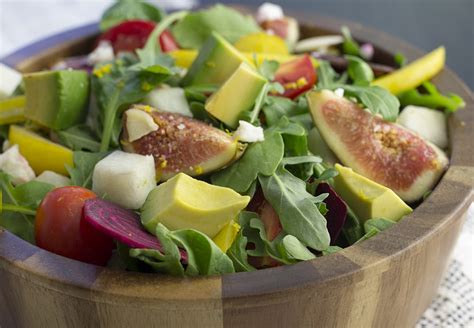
[83,198,187,261]
[315,182,348,245]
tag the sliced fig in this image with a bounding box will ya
[307,90,449,202]
[122,105,244,181]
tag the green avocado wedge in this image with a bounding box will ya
[181,32,253,86]
[24,70,89,130]
[141,173,250,238]
[333,164,412,223]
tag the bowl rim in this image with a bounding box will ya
[1,12,473,302]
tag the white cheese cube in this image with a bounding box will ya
[87,41,115,65]
[35,171,70,187]
[144,87,193,117]
[0,63,22,99]
[398,105,448,149]
[233,120,265,143]
[92,151,156,209]
[0,144,35,185]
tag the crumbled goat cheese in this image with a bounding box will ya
[256,2,284,23]
[233,120,265,143]
[334,88,345,98]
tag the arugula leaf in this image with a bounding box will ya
[262,96,309,127]
[211,131,284,193]
[258,166,330,251]
[342,207,364,245]
[281,235,316,260]
[257,60,280,80]
[346,55,374,84]
[336,84,400,122]
[171,5,261,49]
[316,61,348,89]
[317,60,399,121]
[227,230,256,272]
[239,212,290,264]
[56,125,101,152]
[130,224,184,276]
[363,218,396,233]
[322,245,343,255]
[355,218,396,244]
[170,228,235,276]
[135,11,189,66]
[0,173,54,243]
[398,81,465,114]
[131,223,235,276]
[100,0,164,31]
[66,151,108,189]
[341,26,361,57]
[92,60,172,151]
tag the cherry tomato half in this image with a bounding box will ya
[273,54,317,99]
[97,19,179,53]
[35,186,114,266]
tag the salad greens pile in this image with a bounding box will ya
[0,1,465,277]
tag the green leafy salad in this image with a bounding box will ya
[0,1,465,276]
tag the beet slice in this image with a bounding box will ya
[315,182,348,245]
[83,198,187,261]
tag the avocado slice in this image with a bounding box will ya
[205,63,267,128]
[141,173,250,238]
[333,164,412,223]
[24,70,89,130]
[181,32,253,86]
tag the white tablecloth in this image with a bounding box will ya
[0,1,473,326]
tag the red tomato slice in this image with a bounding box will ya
[35,186,115,266]
[273,54,317,99]
[98,20,179,53]
[159,30,180,52]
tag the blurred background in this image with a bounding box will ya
[0,0,472,88]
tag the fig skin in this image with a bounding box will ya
[307,90,449,202]
[122,105,244,181]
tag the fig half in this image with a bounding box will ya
[307,90,449,202]
[122,105,243,181]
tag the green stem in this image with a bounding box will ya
[143,11,189,52]
[99,91,120,152]
[2,203,36,216]
[250,83,270,124]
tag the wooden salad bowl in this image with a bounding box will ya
[1,10,473,328]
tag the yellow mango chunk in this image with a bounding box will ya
[169,50,317,69]
[234,32,289,55]
[0,96,25,125]
[141,173,250,238]
[372,46,445,95]
[8,125,73,175]
[212,219,241,253]
[333,164,412,223]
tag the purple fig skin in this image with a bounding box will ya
[83,198,187,262]
[315,182,348,245]
[122,105,243,181]
[308,90,449,202]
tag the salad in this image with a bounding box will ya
[0,1,465,276]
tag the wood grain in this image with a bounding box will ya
[0,11,473,328]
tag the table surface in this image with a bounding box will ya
[0,1,473,327]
